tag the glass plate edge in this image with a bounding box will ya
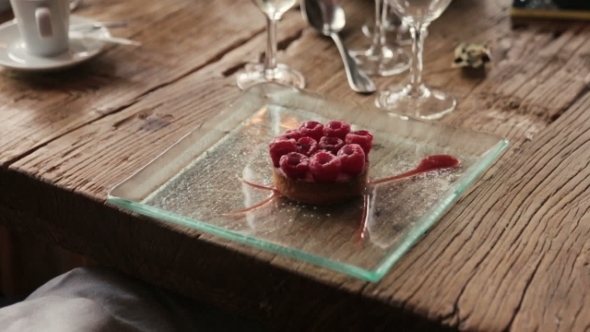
[105,83,511,282]
[107,194,384,281]
[372,138,510,279]
[107,139,509,283]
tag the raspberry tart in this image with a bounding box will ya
[269,120,373,205]
[228,119,460,243]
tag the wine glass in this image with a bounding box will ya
[236,0,305,90]
[389,12,412,46]
[349,0,410,77]
[362,4,411,46]
[376,0,455,120]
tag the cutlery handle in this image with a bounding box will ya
[70,33,141,46]
[91,35,141,46]
[330,32,376,94]
[70,21,129,32]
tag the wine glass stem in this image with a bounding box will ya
[409,25,428,96]
[264,16,278,72]
[396,19,405,43]
[379,1,390,47]
[370,0,383,52]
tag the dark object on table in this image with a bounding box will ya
[552,0,590,10]
[453,43,492,69]
[511,0,590,19]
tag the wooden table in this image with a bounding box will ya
[1,0,589,330]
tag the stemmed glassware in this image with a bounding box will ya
[237,0,306,90]
[376,0,455,120]
[349,0,410,77]
[362,4,411,46]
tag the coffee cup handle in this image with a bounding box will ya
[35,7,53,38]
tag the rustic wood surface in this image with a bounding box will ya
[1,0,589,330]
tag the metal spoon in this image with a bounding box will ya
[302,0,376,94]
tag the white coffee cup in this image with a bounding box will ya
[9,0,70,57]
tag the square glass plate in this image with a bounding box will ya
[107,83,509,282]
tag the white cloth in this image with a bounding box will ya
[0,266,260,332]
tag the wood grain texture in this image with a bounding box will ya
[0,0,270,165]
[362,92,590,332]
[1,0,590,330]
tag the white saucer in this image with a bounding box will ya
[0,15,108,72]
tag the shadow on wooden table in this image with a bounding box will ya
[0,56,119,93]
[0,227,270,331]
[0,226,93,297]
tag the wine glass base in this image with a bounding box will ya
[236,63,306,90]
[349,45,411,77]
[376,84,457,120]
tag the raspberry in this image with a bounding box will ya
[299,121,324,141]
[337,144,366,175]
[274,130,302,142]
[319,136,344,154]
[279,129,303,141]
[296,136,318,156]
[279,152,309,179]
[269,139,298,167]
[310,151,341,182]
[345,130,373,155]
[323,121,351,139]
